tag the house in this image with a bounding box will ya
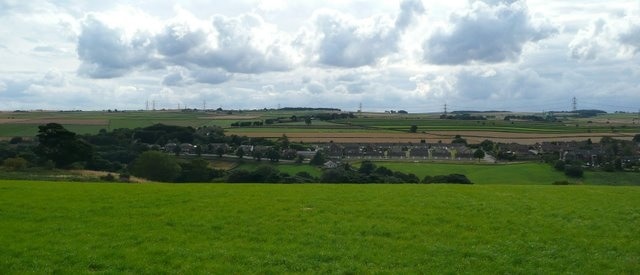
[180,143,195,154]
[296,151,317,159]
[323,161,338,169]
[164,143,178,153]
[410,146,430,159]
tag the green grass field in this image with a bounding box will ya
[1,180,638,273]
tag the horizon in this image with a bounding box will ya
[2,1,640,112]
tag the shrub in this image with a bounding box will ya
[3,157,27,170]
[130,151,182,182]
[564,165,584,178]
[100,173,116,182]
[552,180,571,185]
[554,160,566,171]
[119,173,131,182]
[9,137,23,144]
[422,174,472,184]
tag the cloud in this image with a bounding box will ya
[618,21,640,54]
[568,18,608,60]
[77,15,155,78]
[304,80,326,94]
[76,10,298,82]
[569,11,640,60]
[190,68,232,84]
[423,1,557,65]
[162,71,186,86]
[306,0,425,68]
[191,14,296,73]
[155,21,208,58]
[395,0,426,29]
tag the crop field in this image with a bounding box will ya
[1,110,638,144]
[1,180,638,273]
[228,131,637,144]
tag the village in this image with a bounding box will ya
[164,136,640,170]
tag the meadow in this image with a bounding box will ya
[1,180,638,273]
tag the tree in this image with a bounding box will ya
[252,150,263,161]
[309,151,325,166]
[304,117,312,125]
[236,147,245,159]
[452,134,467,145]
[34,123,93,168]
[374,166,393,177]
[633,134,640,143]
[473,149,485,161]
[215,147,225,158]
[176,158,211,183]
[554,160,566,171]
[131,151,182,182]
[278,134,290,149]
[266,148,281,162]
[480,139,494,152]
[409,125,418,133]
[358,160,376,175]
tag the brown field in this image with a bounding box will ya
[0,118,108,125]
[199,115,260,120]
[232,131,635,144]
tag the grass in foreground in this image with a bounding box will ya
[1,181,639,273]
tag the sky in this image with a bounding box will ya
[1,0,640,113]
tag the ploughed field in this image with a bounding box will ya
[1,180,638,273]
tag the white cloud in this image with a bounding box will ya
[304,0,425,68]
[423,0,557,65]
[77,15,155,78]
[568,18,608,60]
[1,1,640,112]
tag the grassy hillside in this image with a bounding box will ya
[1,180,638,273]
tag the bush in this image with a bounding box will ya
[100,173,116,182]
[119,173,131,182]
[130,151,182,182]
[564,165,584,178]
[9,137,23,144]
[552,180,571,185]
[3,157,28,170]
[554,160,566,171]
[422,174,472,184]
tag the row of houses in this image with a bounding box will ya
[163,139,640,166]
[320,143,477,160]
